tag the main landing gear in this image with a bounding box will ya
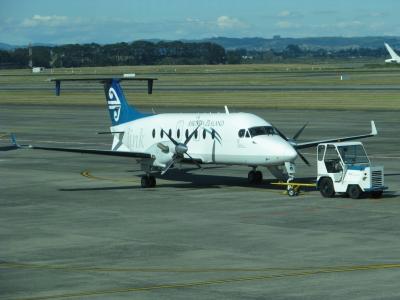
[141,174,156,188]
[248,168,263,184]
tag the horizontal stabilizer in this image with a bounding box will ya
[50,77,157,96]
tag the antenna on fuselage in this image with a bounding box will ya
[224,105,230,114]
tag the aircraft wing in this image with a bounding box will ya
[295,121,377,150]
[31,145,153,159]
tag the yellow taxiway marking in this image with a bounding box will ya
[9,263,400,300]
[271,182,317,187]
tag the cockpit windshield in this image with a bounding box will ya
[248,126,276,137]
[337,145,369,165]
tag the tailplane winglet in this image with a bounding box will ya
[371,120,377,136]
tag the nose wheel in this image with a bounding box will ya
[248,170,263,184]
[141,175,156,188]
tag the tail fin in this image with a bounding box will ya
[384,43,400,60]
[104,79,147,126]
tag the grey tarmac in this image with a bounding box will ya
[1,105,400,300]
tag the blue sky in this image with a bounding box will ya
[1,0,399,45]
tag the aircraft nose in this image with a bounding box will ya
[269,138,298,163]
[283,144,298,162]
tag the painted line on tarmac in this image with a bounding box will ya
[0,261,328,273]
[12,263,400,300]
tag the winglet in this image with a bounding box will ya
[371,120,377,136]
[0,133,20,151]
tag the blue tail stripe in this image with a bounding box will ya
[105,79,147,126]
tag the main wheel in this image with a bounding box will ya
[149,176,156,188]
[248,170,256,184]
[347,185,362,199]
[255,171,263,184]
[319,178,335,198]
[141,176,150,188]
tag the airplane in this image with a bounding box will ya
[3,77,378,188]
[384,43,400,63]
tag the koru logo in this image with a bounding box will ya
[107,87,121,122]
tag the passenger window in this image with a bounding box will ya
[168,129,172,137]
[152,129,155,138]
[185,129,189,139]
[238,129,245,138]
[160,129,164,138]
[245,130,250,138]
[177,129,180,138]
[203,129,206,139]
[194,129,198,139]
[211,129,215,139]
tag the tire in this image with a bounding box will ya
[288,188,297,197]
[255,171,263,184]
[149,176,156,188]
[248,170,256,184]
[141,176,150,188]
[319,178,335,198]
[347,185,362,199]
[371,190,383,199]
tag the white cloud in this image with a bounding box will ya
[216,16,246,29]
[21,15,68,28]
[336,20,363,28]
[276,21,299,29]
[278,10,291,17]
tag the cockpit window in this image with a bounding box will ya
[248,126,276,137]
[238,129,245,138]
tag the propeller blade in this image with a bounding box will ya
[184,125,200,145]
[162,129,178,146]
[292,122,308,140]
[185,152,202,169]
[296,150,310,166]
[161,157,176,175]
[273,125,289,141]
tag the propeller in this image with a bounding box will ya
[273,123,310,166]
[160,126,201,174]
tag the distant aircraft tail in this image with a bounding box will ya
[51,77,156,126]
[384,43,400,61]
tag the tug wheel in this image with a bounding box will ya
[347,185,362,199]
[319,178,335,198]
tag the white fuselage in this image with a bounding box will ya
[111,112,297,169]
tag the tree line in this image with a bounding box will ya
[0,41,226,68]
[0,41,390,68]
